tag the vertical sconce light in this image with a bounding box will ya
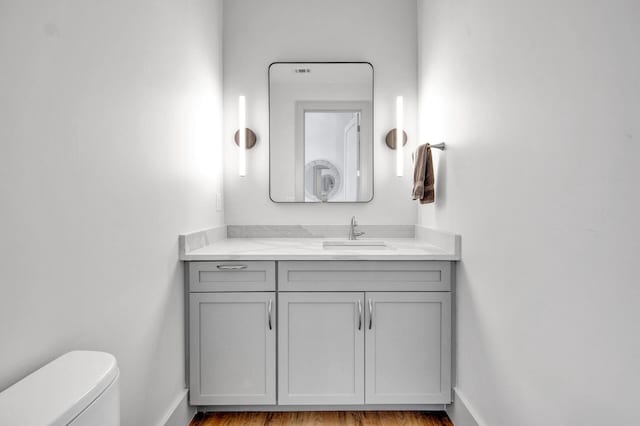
[395,96,404,177]
[234,95,257,177]
[385,95,407,177]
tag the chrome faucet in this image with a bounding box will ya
[348,216,365,240]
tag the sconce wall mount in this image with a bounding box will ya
[233,129,257,149]
[384,130,408,150]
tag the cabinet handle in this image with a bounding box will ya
[357,300,362,330]
[368,298,373,330]
[216,264,248,270]
[268,299,273,330]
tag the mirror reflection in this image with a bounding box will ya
[269,62,374,203]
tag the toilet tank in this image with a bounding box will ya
[0,351,120,426]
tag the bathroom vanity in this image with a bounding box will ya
[181,228,460,411]
[179,60,461,411]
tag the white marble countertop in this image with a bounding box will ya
[180,237,459,261]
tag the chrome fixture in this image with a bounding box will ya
[348,216,365,240]
[216,264,248,270]
[425,142,446,150]
[386,138,446,151]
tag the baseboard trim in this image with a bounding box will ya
[160,389,196,426]
[446,388,485,426]
[196,404,446,413]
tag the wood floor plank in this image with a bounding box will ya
[191,411,453,426]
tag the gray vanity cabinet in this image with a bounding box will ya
[365,292,451,404]
[188,262,276,406]
[277,261,452,406]
[189,292,276,406]
[278,292,365,405]
[187,260,452,408]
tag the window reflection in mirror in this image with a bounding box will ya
[269,62,373,203]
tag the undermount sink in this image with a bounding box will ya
[322,240,390,250]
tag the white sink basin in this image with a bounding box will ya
[322,240,390,250]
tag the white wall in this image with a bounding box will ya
[417,1,640,425]
[222,0,418,225]
[0,1,224,425]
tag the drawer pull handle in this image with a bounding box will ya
[357,300,362,330]
[268,299,273,330]
[368,298,373,330]
[216,264,248,270]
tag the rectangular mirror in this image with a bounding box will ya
[269,62,374,203]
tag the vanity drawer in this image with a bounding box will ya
[188,261,276,292]
[278,261,451,292]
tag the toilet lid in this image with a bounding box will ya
[0,351,118,426]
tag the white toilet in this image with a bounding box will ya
[0,351,120,426]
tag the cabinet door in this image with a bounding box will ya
[189,292,276,405]
[365,292,451,404]
[278,292,365,405]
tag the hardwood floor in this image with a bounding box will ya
[190,411,453,426]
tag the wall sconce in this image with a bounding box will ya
[385,96,407,177]
[234,95,257,177]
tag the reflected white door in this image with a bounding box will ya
[343,113,360,200]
